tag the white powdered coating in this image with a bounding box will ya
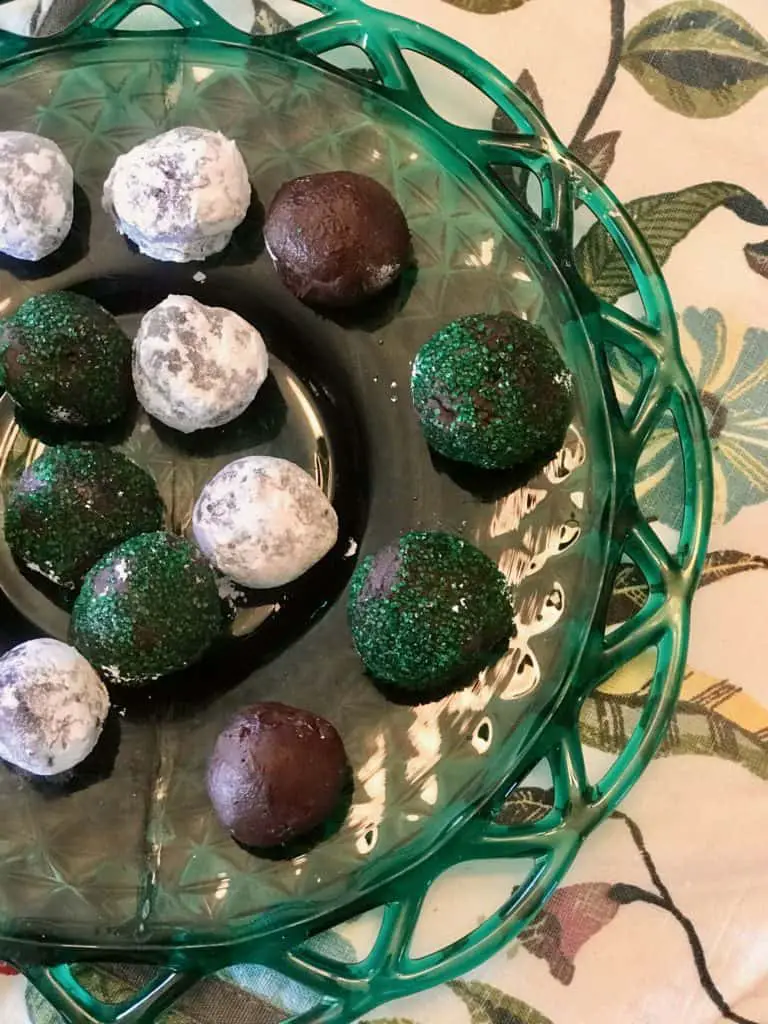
[102,127,250,262]
[0,639,109,776]
[133,294,269,433]
[193,456,339,588]
[0,132,74,261]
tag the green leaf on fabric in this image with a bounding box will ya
[723,191,768,225]
[621,0,768,118]
[608,550,768,626]
[360,1018,420,1023]
[449,980,554,1024]
[580,690,768,779]
[745,240,768,278]
[574,181,752,302]
[572,130,620,179]
[439,0,531,12]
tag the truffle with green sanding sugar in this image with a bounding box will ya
[410,312,573,470]
[348,531,514,691]
[0,291,132,427]
[70,531,223,685]
[4,445,164,590]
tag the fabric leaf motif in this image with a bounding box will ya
[745,240,768,278]
[439,0,531,12]
[519,883,620,984]
[575,181,753,303]
[449,980,554,1024]
[611,306,768,525]
[581,683,768,779]
[608,550,768,626]
[516,68,544,112]
[361,1019,420,1023]
[621,0,768,118]
[572,130,620,179]
[497,785,553,826]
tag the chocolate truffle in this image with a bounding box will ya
[4,445,164,589]
[0,291,132,427]
[264,171,410,306]
[411,312,573,469]
[70,531,223,685]
[207,702,347,847]
[0,132,74,261]
[0,639,109,776]
[132,295,269,433]
[348,531,514,690]
[103,127,251,262]
[193,455,338,588]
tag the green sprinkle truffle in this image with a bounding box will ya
[70,531,223,686]
[410,312,573,470]
[5,445,164,589]
[348,531,514,691]
[0,291,132,427]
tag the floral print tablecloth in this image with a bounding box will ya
[0,0,766,1021]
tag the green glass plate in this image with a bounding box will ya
[0,1,712,1021]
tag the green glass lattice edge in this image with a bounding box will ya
[0,0,713,1021]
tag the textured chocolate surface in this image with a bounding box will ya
[264,171,410,307]
[207,701,348,847]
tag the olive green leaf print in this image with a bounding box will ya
[621,0,768,118]
[575,182,755,304]
[581,689,768,780]
[439,0,531,11]
[449,980,555,1024]
[361,1019,419,1024]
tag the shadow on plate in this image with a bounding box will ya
[308,258,418,333]
[149,371,288,458]
[429,441,561,503]
[0,184,91,281]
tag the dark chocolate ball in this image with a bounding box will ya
[207,702,348,847]
[5,445,164,589]
[411,312,573,469]
[348,531,514,691]
[264,171,410,307]
[70,531,223,686]
[0,291,132,427]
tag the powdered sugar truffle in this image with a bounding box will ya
[0,132,74,261]
[103,127,250,262]
[193,456,339,588]
[0,639,109,776]
[133,295,269,433]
